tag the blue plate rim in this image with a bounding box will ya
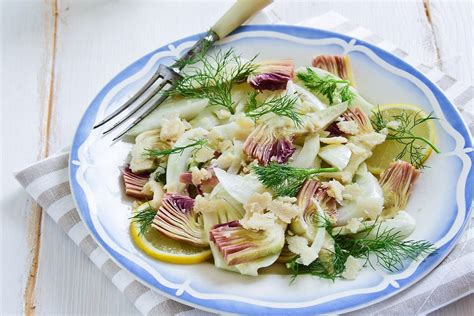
[69,24,474,314]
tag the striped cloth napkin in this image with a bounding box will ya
[15,11,473,316]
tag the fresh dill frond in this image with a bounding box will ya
[170,48,257,114]
[371,106,441,168]
[296,67,354,105]
[144,139,207,158]
[253,163,338,197]
[130,204,157,236]
[287,218,435,282]
[335,225,435,272]
[245,91,303,127]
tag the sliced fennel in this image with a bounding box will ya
[318,144,352,170]
[165,127,207,193]
[290,134,320,168]
[213,168,265,204]
[336,165,384,225]
[127,98,208,136]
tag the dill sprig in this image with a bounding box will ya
[371,107,441,168]
[130,204,157,236]
[170,49,257,114]
[144,139,207,158]
[287,217,435,281]
[253,163,338,197]
[296,67,354,105]
[245,91,304,127]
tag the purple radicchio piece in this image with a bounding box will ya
[209,220,285,266]
[247,59,295,91]
[243,124,295,165]
[152,193,208,247]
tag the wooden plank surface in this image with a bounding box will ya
[0,0,55,314]
[1,0,472,314]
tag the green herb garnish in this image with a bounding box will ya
[245,91,303,127]
[130,204,157,236]
[170,49,257,114]
[253,163,338,197]
[287,217,435,281]
[297,67,354,105]
[371,107,441,168]
[144,139,207,158]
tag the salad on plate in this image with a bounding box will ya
[121,48,440,281]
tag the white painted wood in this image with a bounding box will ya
[429,0,473,84]
[1,0,472,314]
[271,0,439,66]
[0,0,54,314]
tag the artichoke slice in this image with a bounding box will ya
[121,167,151,199]
[290,180,337,241]
[379,161,420,218]
[152,193,208,247]
[209,220,285,266]
[248,59,294,91]
[130,130,169,174]
[312,55,355,86]
[243,122,295,165]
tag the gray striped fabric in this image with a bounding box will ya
[14,11,473,316]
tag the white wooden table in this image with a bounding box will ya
[1,0,472,314]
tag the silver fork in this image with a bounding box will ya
[94,0,273,141]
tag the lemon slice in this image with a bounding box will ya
[366,104,438,174]
[130,210,211,264]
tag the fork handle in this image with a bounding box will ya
[212,0,273,39]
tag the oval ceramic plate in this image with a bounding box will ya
[70,25,473,314]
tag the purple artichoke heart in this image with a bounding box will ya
[243,125,295,165]
[152,193,208,247]
[248,59,294,91]
[209,221,284,266]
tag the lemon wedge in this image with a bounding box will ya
[130,208,211,264]
[366,104,438,175]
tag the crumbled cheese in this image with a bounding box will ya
[160,117,188,141]
[214,151,236,169]
[194,146,215,163]
[320,136,348,144]
[234,114,255,140]
[346,218,363,233]
[214,109,232,120]
[141,180,164,210]
[244,192,272,213]
[357,196,384,219]
[286,235,315,265]
[194,195,228,214]
[268,196,301,224]
[337,120,359,135]
[343,183,362,200]
[190,166,212,185]
[240,212,277,231]
[358,132,386,147]
[386,120,401,130]
[326,180,344,201]
[342,255,362,280]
